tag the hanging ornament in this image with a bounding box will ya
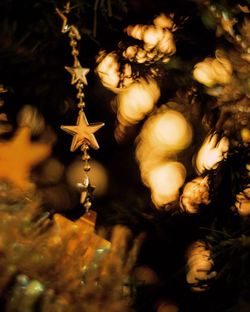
[56,2,104,212]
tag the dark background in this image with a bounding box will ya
[0,1,249,311]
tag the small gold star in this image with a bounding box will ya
[55,6,81,39]
[0,127,51,190]
[65,63,90,85]
[77,180,96,204]
[61,110,104,152]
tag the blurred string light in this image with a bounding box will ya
[96,13,176,92]
[148,161,186,207]
[66,158,109,197]
[193,51,233,87]
[136,106,193,208]
[124,13,176,64]
[115,78,160,141]
[194,133,229,174]
[96,14,177,142]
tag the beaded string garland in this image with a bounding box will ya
[56,3,104,211]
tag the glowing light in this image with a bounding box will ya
[180,176,210,213]
[147,161,186,207]
[126,24,145,40]
[195,133,229,174]
[186,241,216,292]
[147,109,192,152]
[66,158,108,197]
[156,31,175,54]
[153,14,174,29]
[241,128,250,143]
[117,78,160,126]
[96,52,120,90]
[124,14,176,64]
[123,45,138,60]
[135,105,193,208]
[143,26,164,46]
[193,55,232,87]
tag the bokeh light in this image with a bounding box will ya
[147,109,193,152]
[96,51,121,91]
[195,133,229,174]
[66,158,109,197]
[148,161,186,207]
[193,54,232,87]
[135,106,193,208]
[117,78,160,126]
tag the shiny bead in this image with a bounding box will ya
[77,82,84,89]
[82,154,90,161]
[72,50,79,56]
[78,102,85,109]
[84,163,91,171]
[70,40,77,47]
[84,200,92,211]
[81,144,89,151]
[77,92,84,99]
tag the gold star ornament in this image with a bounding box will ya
[61,110,104,152]
[65,62,90,85]
[0,127,51,190]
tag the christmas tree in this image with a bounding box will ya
[0,0,249,311]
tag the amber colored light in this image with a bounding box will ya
[195,133,229,174]
[147,161,186,206]
[117,78,160,126]
[66,158,108,197]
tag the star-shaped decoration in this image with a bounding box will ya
[65,63,90,85]
[77,179,96,204]
[55,5,81,40]
[0,127,51,190]
[61,110,104,152]
[53,210,110,260]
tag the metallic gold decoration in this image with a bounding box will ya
[0,127,51,190]
[56,3,104,210]
[65,63,90,86]
[61,110,104,152]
